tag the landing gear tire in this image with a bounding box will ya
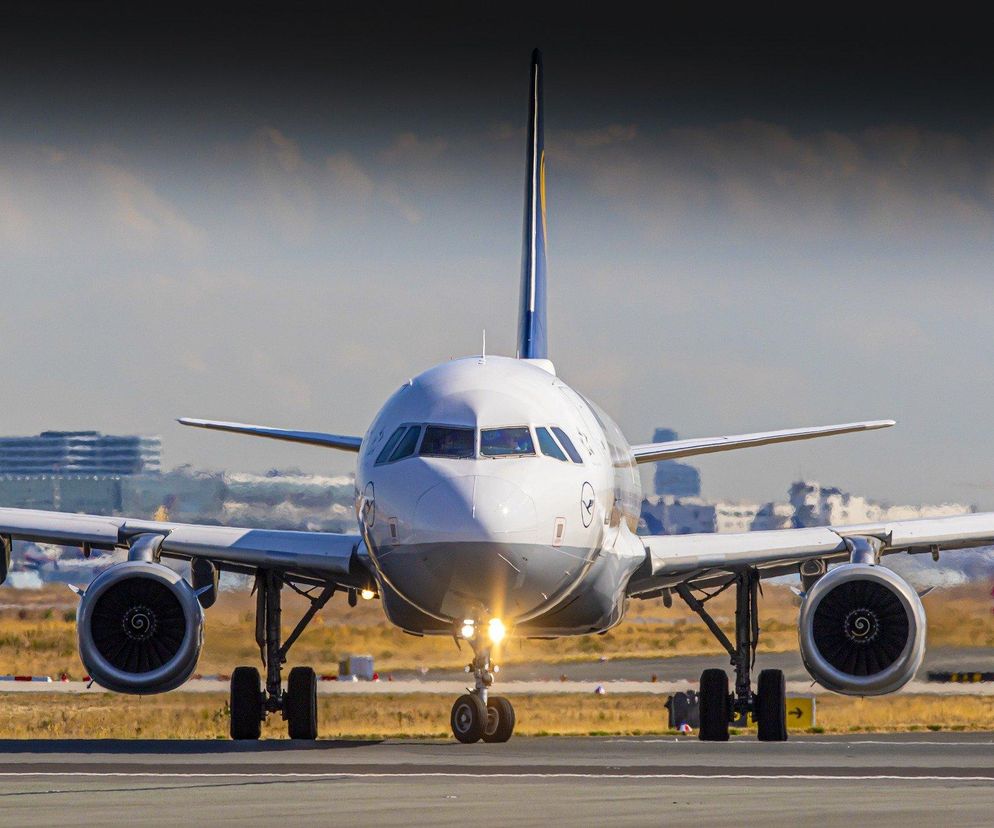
[230,666,262,741]
[756,668,788,742]
[450,693,487,743]
[482,695,515,743]
[699,668,730,742]
[286,666,319,740]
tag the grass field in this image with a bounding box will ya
[2,581,993,739]
[2,581,993,679]
[2,691,993,739]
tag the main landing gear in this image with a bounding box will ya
[450,641,516,743]
[230,569,334,741]
[676,567,788,742]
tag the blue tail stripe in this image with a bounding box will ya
[517,48,548,360]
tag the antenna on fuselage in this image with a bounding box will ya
[481,329,487,364]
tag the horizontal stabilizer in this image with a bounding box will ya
[631,419,895,464]
[178,418,362,452]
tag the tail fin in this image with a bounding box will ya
[517,48,548,360]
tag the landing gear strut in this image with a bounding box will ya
[230,569,333,740]
[676,568,787,742]
[449,639,515,743]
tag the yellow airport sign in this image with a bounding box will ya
[745,696,816,729]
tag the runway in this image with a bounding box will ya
[1,734,993,826]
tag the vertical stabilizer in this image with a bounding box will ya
[517,49,548,360]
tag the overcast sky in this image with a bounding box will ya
[2,6,993,507]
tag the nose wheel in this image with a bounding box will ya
[450,693,487,743]
[483,695,515,742]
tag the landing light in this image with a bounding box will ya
[360,589,375,601]
[488,618,506,645]
[460,620,476,640]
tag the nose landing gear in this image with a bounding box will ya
[449,640,516,743]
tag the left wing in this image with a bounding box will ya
[631,420,895,464]
[629,511,994,594]
[0,506,362,582]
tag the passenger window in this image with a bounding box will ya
[375,426,407,464]
[481,427,535,457]
[388,425,421,461]
[420,426,475,459]
[536,427,567,461]
[551,427,583,463]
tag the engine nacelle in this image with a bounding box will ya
[798,563,925,695]
[77,561,204,694]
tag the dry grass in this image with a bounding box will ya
[2,582,993,678]
[1,691,992,739]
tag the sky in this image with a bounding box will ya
[2,5,994,508]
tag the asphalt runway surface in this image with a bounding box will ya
[1,734,993,826]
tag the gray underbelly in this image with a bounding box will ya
[370,541,592,625]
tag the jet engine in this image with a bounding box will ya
[798,563,925,695]
[77,560,205,694]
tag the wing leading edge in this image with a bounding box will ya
[178,418,362,452]
[630,511,994,596]
[631,419,895,464]
[0,506,360,579]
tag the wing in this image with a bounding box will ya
[0,506,363,583]
[629,511,994,595]
[631,420,895,464]
[178,418,362,452]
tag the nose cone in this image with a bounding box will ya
[413,475,537,542]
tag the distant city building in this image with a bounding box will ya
[750,502,794,531]
[0,431,160,476]
[788,480,973,527]
[650,428,702,498]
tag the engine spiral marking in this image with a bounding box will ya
[122,605,157,642]
[843,607,879,645]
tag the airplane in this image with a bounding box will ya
[3,49,994,744]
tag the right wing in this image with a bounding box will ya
[177,418,362,452]
[631,420,895,464]
[0,506,363,583]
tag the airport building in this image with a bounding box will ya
[0,431,161,514]
[0,431,161,476]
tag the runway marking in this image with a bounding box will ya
[607,739,994,747]
[2,771,993,782]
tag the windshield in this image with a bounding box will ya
[481,427,535,457]
[551,426,583,463]
[536,426,567,461]
[419,426,475,459]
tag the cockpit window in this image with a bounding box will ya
[536,426,567,461]
[375,426,407,464]
[481,427,535,457]
[419,426,475,459]
[551,427,583,463]
[388,425,421,461]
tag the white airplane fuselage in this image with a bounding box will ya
[355,355,646,638]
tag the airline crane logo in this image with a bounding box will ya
[581,482,595,527]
